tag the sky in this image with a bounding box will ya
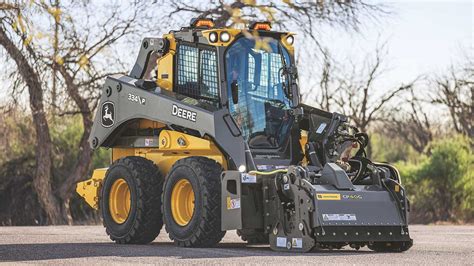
[0,0,472,104]
[315,0,472,89]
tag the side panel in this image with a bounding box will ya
[221,170,265,231]
[89,75,215,147]
[221,171,243,230]
[89,74,249,170]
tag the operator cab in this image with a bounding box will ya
[220,23,300,168]
[141,18,301,169]
[226,35,293,149]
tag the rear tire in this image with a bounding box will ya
[101,156,164,244]
[162,157,226,247]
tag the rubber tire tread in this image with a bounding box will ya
[101,156,164,244]
[163,156,226,247]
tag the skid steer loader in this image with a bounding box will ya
[76,18,413,252]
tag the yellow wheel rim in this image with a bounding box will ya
[109,178,131,224]
[171,179,195,226]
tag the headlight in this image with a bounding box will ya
[209,32,218,43]
[220,31,231,42]
[286,35,294,45]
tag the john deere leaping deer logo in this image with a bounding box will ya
[101,102,115,128]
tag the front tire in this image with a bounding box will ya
[162,157,226,247]
[101,156,164,244]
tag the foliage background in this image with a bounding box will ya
[0,0,472,225]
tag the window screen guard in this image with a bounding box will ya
[176,44,219,105]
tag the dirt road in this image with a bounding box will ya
[0,225,472,264]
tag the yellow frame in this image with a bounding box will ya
[76,124,226,209]
[76,168,107,210]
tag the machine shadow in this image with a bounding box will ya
[0,241,373,262]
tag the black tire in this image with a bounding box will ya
[162,157,226,247]
[101,156,164,244]
[237,229,269,244]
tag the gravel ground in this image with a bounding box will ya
[0,225,472,265]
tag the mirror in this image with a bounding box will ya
[253,52,262,86]
[231,81,239,104]
[284,66,297,100]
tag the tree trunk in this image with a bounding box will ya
[58,123,93,202]
[57,66,94,206]
[0,27,64,224]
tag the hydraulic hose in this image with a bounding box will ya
[248,169,288,175]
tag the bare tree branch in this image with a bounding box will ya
[431,60,473,138]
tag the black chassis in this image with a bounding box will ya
[219,104,413,252]
[221,163,413,252]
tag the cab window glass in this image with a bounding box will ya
[226,37,292,148]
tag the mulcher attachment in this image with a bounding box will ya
[221,163,413,252]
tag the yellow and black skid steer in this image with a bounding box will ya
[76,18,413,252]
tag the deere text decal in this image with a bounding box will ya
[172,104,197,122]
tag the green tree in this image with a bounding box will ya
[398,136,473,223]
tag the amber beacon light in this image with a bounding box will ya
[250,21,272,31]
[190,18,215,28]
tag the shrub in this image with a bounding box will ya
[0,113,109,225]
[397,135,473,223]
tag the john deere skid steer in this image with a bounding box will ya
[76,19,413,252]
